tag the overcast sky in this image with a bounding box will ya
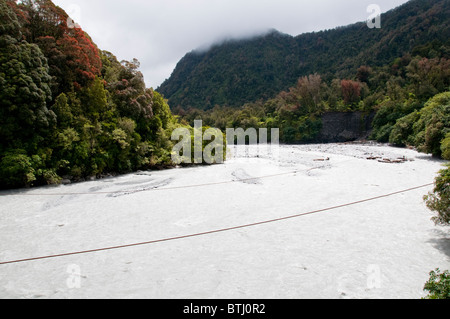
[52,0,410,89]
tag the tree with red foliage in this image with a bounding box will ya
[341,79,361,107]
[56,28,102,90]
[16,0,102,94]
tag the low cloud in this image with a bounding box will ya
[52,0,409,88]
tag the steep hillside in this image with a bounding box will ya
[158,0,450,110]
[0,0,182,189]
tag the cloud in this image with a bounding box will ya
[52,0,410,88]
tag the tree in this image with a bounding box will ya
[101,50,122,84]
[57,28,102,89]
[413,92,450,158]
[341,79,361,107]
[19,0,68,42]
[356,65,372,84]
[81,76,108,121]
[292,74,323,113]
[406,57,450,101]
[108,58,153,121]
[423,269,450,299]
[389,111,420,147]
[0,149,36,188]
[17,0,102,94]
[0,3,55,150]
[441,133,450,160]
[424,164,450,226]
[1,0,23,39]
[51,93,73,128]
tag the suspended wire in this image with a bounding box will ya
[0,164,330,197]
[0,182,434,266]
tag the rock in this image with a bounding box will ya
[316,111,375,143]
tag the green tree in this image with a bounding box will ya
[0,0,22,39]
[424,164,450,226]
[0,149,36,188]
[413,92,450,158]
[108,58,153,121]
[423,269,450,299]
[82,76,108,121]
[389,111,420,147]
[51,93,73,128]
[441,133,450,160]
[0,1,55,151]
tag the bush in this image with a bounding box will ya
[423,268,450,299]
[389,111,420,146]
[387,92,450,157]
[371,98,421,143]
[413,92,450,157]
[424,164,450,226]
[441,133,450,160]
[0,150,36,188]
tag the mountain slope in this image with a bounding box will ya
[158,0,450,110]
[0,0,182,189]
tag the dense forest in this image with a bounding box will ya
[159,0,450,110]
[1,0,449,190]
[0,0,207,189]
[164,0,449,158]
[178,54,449,155]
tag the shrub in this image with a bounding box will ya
[389,111,420,146]
[441,133,450,160]
[413,92,450,157]
[0,150,36,188]
[424,164,450,226]
[423,269,450,299]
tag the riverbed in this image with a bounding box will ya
[0,143,449,299]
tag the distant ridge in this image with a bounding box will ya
[158,0,450,110]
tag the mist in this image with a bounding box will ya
[52,0,410,88]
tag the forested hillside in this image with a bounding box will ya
[0,0,186,189]
[164,0,449,159]
[158,0,449,110]
[1,0,449,189]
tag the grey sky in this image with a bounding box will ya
[52,0,410,88]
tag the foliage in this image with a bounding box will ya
[388,92,450,157]
[0,0,210,189]
[341,80,361,107]
[166,0,449,155]
[424,164,450,226]
[413,92,450,157]
[0,4,56,153]
[441,133,450,160]
[159,0,450,110]
[18,0,102,94]
[423,268,450,299]
[0,149,36,187]
[1,0,450,189]
[108,58,153,122]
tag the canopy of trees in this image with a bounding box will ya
[179,51,449,150]
[0,0,190,189]
[159,0,450,110]
[1,0,449,189]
